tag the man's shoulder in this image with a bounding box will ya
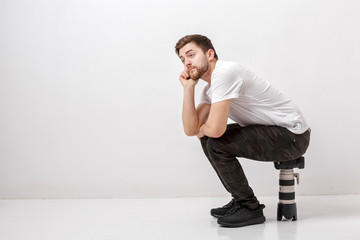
[213,60,245,75]
[212,60,244,81]
[215,60,241,70]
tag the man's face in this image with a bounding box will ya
[178,42,209,80]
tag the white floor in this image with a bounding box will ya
[0,195,359,240]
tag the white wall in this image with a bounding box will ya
[1,0,359,199]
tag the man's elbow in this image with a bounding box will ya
[184,129,198,137]
[207,127,226,138]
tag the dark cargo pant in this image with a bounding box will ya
[200,123,311,210]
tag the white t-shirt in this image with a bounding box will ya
[199,60,309,134]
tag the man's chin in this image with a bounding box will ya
[189,73,201,80]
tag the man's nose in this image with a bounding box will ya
[184,58,192,66]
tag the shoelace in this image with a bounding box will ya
[226,205,242,215]
[227,204,265,215]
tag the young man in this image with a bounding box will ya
[175,34,310,228]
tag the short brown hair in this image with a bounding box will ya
[175,34,218,59]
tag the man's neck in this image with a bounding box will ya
[201,59,218,85]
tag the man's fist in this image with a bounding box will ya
[179,70,198,88]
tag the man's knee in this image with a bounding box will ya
[206,137,233,162]
[206,137,223,151]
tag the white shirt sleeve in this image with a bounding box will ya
[210,68,243,103]
[199,85,211,104]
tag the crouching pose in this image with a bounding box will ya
[175,34,310,228]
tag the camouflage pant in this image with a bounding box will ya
[200,123,311,209]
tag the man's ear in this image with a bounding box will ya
[207,49,215,61]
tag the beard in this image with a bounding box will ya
[188,62,209,80]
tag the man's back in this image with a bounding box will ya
[199,60,309,134]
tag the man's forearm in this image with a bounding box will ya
[182,86,199,136]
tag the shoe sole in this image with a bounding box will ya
[217,216,266,228]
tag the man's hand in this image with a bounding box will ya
[179,70,198,88]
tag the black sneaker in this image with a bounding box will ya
[210,198,237,218]
[217,204,266,228]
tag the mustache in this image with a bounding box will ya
[187,66,197,71]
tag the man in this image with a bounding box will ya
[175,34,310,228]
